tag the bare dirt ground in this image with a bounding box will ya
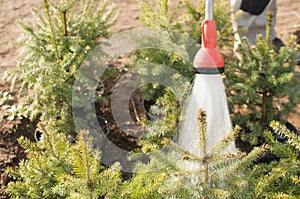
[0,0,300,198]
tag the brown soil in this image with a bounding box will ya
[0,0,300,198]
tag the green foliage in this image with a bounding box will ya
[5,0,300,197]
[118,161,168,198]
[3,2,122,197]
[133,32,195,101]
[138,0,233,44]
[248,121,300,198]
[118,110,267,199]
[224,12,300,145]
[137,0,184,30]
[121,3,266,196]
[0,89,30,121]
[6,127,122,198]
[135,0,233,101]
[4,0,118,134]
[0,91,13,106]
[139,74,190,149]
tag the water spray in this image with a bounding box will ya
[177,0,235,157]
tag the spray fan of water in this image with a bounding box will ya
[177,74,235,157]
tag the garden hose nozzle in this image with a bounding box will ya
[193,0,224,74]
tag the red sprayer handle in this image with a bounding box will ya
[201,20,217,48]
[193,0,224,74]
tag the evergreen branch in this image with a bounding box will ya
[198,109,209,186]
[43,0,61,63]
[149,146,185,172]
[270,121,300,151]
[205,187,231,199]
[137,0,156,28]
[82,135,93,199]
[208,153,239,172]
[264,192,295,199]
[38,123,59,159]
[263,130,295,159]
[169,0,183,22]
[74,130,93,199]
[167,141,204,163]
[254,166,287,198]
[184,0,202,21]
[228,145,268,175]
[207,125,240,157]
[266,11,272,48]
[291,175,300,184]
[97,1,118,28]
[159,0,169,17]
[62,10,68,36]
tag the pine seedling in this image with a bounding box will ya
[136,0,194,66]
[4,0,118,134]
[121,109,267,198]
[225,11,300,145]
[6,126,122,198]
[249,121,300,198]
[137,0,184,30]
[63,130,122,199]
[138,74,190,150]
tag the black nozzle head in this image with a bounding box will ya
[194,66,224,74]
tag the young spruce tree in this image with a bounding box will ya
[117,109,267,199]
[4,0,118,134]
[6,126,122,198]
[249,121,300,198]
[224,12,300,146]
[5,1,122,198]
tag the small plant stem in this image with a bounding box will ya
[198,109,209,188]
[202,143,209,187]
[175,98,180,135]
[260,12,274,127]
[39,124,58,159]
[266,11,272,47]
[81,133,93,199]
[202,137,209,186]
[43,0,60,63]
[62,10,68,36]
[261,90,267,126]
